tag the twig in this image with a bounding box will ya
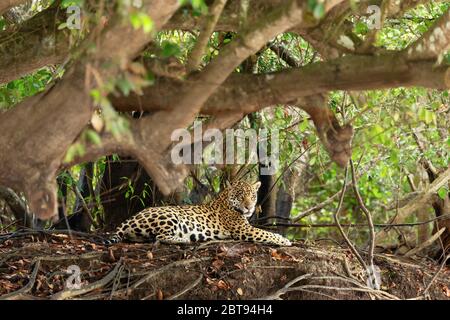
[342,257,357,280]
[405,227,446,257]
[0,259,41,300]
[257,273,313,300]
[263,214,450,228]
[38,252,102,262]
[420,254,450,299]
[259,143,314,207]
[71,184,97,229]
[287,284,399,300]
[109,263,126,300]
[292,153,387,222]
[50,258,123,300]
[376,166,450,241]
[0,220,20,233]
[167,273,203,300]
[350,159,375,273]
[0,228,108,244]
[333,166,367,269]
[132,257,211,289]
[186,0,228,73]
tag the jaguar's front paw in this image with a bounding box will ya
[275,235,292,246]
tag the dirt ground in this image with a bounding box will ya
[0,231,449,300]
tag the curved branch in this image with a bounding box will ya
[111,54,450,115]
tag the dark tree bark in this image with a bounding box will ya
[0,186,31,228]
[100,157,167,231]
[256,173,277,224]
[56,173,67,223]
[71,163,94,232]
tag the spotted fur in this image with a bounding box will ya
[104,181,291,246]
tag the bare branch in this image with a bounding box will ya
[350,159,375,272]
[376,166,450,242]
[333,166,367,270]
[406,7,450,61]
[0,259,41,300]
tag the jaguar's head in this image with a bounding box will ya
[226,180,261,218]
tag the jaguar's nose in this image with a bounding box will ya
[242,205,254,214]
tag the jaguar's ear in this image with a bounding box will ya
[253,181,261,190]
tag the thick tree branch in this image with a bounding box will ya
[299,95,353,167]
[0,6,69,84]
[111,54,450,115]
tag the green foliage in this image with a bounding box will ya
[129,12,154,33]
[179,0,208,16]
[0,69,52,109]
[0,18,5,31]
[61,0,84,8]
[160,40,182,58]
[438,187,448,200]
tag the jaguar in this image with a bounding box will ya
[103,180,291,246]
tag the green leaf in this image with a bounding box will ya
[274,107,284,119]
[161,41,181,58]
[417,24,428,33]
[61,0,83,8]
[190,0,208,15]
[130,12,141,29]
[130,12,154,33]
[313,3,325,19]
[418,107,435,124]
[85,129,102,145]
[117,77,134,96]
[354,21,369,35]
[63,142,85,163]
[140,14,154,33]
[299,118,309,132]
[437,187,448,200]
